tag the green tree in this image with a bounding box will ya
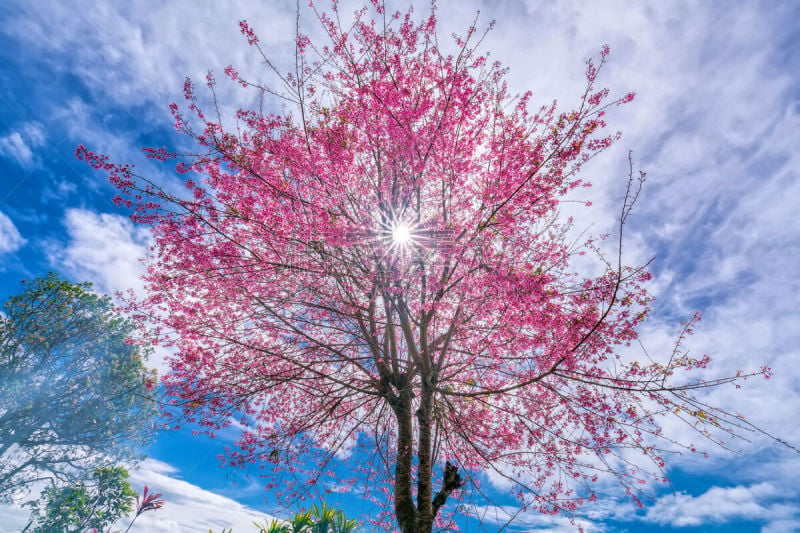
[26,466,136,533]
[0,274,158,501]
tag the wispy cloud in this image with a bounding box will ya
[40,179,78,203]
[0,132,34,168]
[2,1,297,112]
[468,504,600,532]
[0,123,45,169]
[643,482,799,529]
[0,211,26,255]
[119,458,276,532]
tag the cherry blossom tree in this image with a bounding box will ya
[77,2,778,531]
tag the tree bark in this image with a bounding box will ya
[415,383,434,532]
[392,380,463,533]
[393,392,417,533]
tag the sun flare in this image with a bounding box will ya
[392,223,412,245]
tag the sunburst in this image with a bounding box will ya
[392,222,412,245]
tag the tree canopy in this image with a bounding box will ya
[77,2,776,531]
[26,466,136,533]
[0,274,157,501]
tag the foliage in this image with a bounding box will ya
[208,502,359,533]
[27,469,165,533]
[255,502,359,533]
[120,484,165,533]
[27,466,136,533]
[77,1,777,532]
[0,274,158,501]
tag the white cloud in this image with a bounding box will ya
[0,503,31,533]
[47,209,177,371]
[21,122,46,147]
[763,519,800,533]
[118,458,276,532]
[469,504,600,532]
[49,208,150,297]
[0,132,34,168]
[41,179,78,203]
[0,211,26,254]
[644,482,798,529]
[0,122,45,169]
[4,1,297,113]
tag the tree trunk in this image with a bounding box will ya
[392,382,463,533]
[415,383,434,532]
[393,392,417,533]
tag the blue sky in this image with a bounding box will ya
[1,0,799,531]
